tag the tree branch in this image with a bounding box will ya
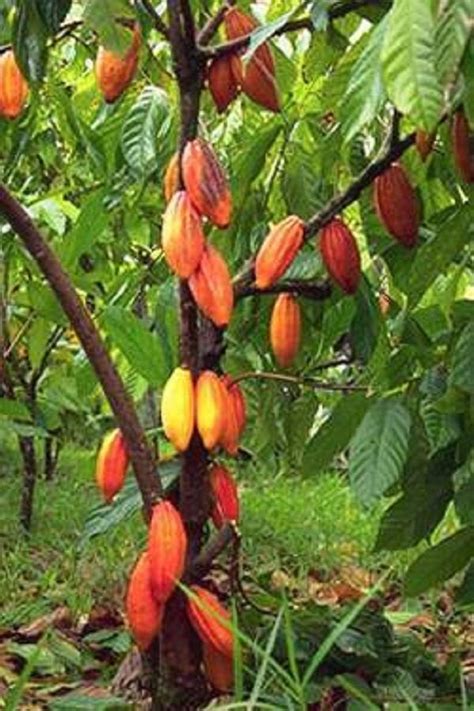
[0,185,162,513]
[187,522,237,581]
[197,0,237,47]
[139,0,171,40]
[235,277,332,301]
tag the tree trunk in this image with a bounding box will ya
[44,436,60,481]
[19,435,37,531]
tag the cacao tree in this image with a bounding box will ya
[0,0,473,707]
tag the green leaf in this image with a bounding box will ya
[62,190,108,267]
[382,0,443,131]
[456,562,474,607]
[27,317,50,370]
[232,124,282,209]
[12,0,49,83]
[121,87,170,179]
[405,526,474,596]
[244,10,295,61]
[350,279,382,362]
[435,0,472,85]
[102,306,170,386]
[83,0,135,54]
[27,283,68,326]
[341,17,387,143]
[36,0,72,34]
[302,392,372,477]
[349,399,412,507]
[450,321,474,394]
[0,399,31,421]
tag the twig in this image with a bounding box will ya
[141,0,170,40]
[232,370,369,392]
[187,522,237,581]
[197,0,237,47]
[235,278,331,301]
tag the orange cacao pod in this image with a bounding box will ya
[148,500,187,603]
[187,585,233,657]
[182,138,232,228]
[452,108,474,183]
[0,50,28,120]
[162,191,205,278]
[164,153,180,203]
[161,367,195,452]
[95,26,140,103]
[126,552,164,650]
[255,216,305,289]
[218,376,241,455]
[209,464,239,528]
[228,380,246,437]
[270,293,301,368]
[203,643,233,692]
[373,163,419,248]
[319,218,361,295]
[95,429,128,503]
[196,371,227,450]
[208,55,238,113]
[415,130,435,162]
[188,245,234,327]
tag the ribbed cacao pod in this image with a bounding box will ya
[203,643,233,692]
[373,163,419,248]
[182,138,232,228]
[0,50,28,120]
[187,585,233,657]
[164,153,180,203]
[162,191,205,278]
[148,500,187,603]
[218,376,241,455]
[95,429,128,503]
[208,55,238,113]
[209,464,239,528]
[270,293,301,368]
[196,371,227,451]
[161,367,195,452]
[452,108,474,183]
[95,26,140,103]
[255,216,305,289]
[415,130,435,162]
[227,379,246,437]
[188,245,234,327]
[319,218,361,295]
[126,552,164,650]
[378,290,391,318]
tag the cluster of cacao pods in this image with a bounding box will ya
[161,367,246,455]
[0,50,28,120]
[162,137,234,328]
[208,7,280,114]
[95,24,140,103]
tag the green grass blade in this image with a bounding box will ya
[249,607,284,704]
[4,634,46,711]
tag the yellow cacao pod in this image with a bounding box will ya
[196,370,227,451]
[161,367,195,452]
[163,153,180,203]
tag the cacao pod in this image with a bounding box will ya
[373,163,419,248]
[95,25,140,103]
[227,379,246,437]
[148,500,187,603]
[203,643,233,692]
[188,245,234,327]
[0,50,28,120]
[452,108,474,183]
[378,291,391,317]
[209,464,239,528]
[218,376,242,455]
[95,429,128,503]
[161,367,195,452]
[255,216,305,289]
[196,371,227,451]
[270,293,301,368]
[415,130,435,162]
[208,55,238,113]
[319,218,361,295]
[162,190,205,278]
[126,552,164,650]
[187,585,233,657]
[164,153,180,203]
[182,138,232,228]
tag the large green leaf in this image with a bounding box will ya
[435,0,472,85]
[349,398,412,507]
[450,321,474,394]
[36,0,71,33]
[382,0,443,131]
[121,87,170,179]
[62,190,108,266]
[12,0,49,83]
[83,0,135,54]
[0,399,31,421]
[405,526,474,596]
[102,306,170,386]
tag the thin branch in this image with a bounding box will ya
[30,326,64,390]
[0,185,162,513]
[187,522,237,581]
[140,0,171,40]
[232,370,369,392]
[197,0,237,47]
[235,278,331,301]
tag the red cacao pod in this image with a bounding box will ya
[126,552,164,650]
[161,367,195,452]
[95,25,140,103]
[182,138,232,228]
[228,380,246,437]
[209,464,239,528]
[196,371,227,450]
[452,108,474,183]
[0,50,28,120]
[187,585,233,657]
[164,153,180,203]
[95,429,128,503]
[319,218,361,295]
[148,500,187,603]
[203,643,233,692]
[255,216,305,289]
[162,190,205,278]
[270,293,301,368]
[415,130,435,162]
[373,163,419,248]
[208,55,238,113]
[188,245,234,327]
[218,376,242,455]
